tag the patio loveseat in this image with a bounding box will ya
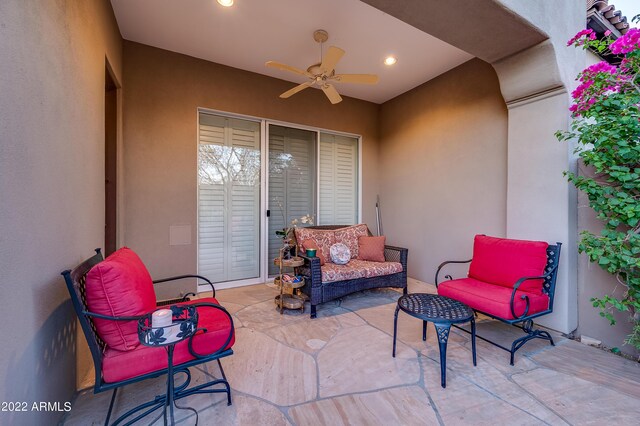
[294,224,408,318]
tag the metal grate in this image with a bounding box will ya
[157,297,191,307]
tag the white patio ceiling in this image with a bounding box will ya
[110,0,473,104]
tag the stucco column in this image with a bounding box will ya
[494,41,578,334]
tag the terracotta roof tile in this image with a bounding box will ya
[587,0,629,35]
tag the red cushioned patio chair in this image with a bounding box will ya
[435,235,561,365]
[62,248,234,425]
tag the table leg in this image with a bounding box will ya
[422,320,427,341]
[166,345,175,425]
[434,324,451,388]
[392,305,399,357]
[471,317,477,366]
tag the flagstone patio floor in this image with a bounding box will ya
[64,279,640,425]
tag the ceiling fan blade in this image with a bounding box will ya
[321,83,343,104]
[332,74,379,85]
[280,81,313,99]
[266,61,312,78]
[320,46,345,74]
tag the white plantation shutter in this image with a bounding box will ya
[268,125,316,276]
[198,113,260,283]
[319,133,358,225]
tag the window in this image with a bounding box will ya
[319,132,359,225]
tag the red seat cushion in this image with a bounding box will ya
[85,248,157,351]
[102,297,235,383]
[468,235,549,294]
[438,278,550,320]
[318,259,402,283]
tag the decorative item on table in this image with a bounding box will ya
[305,248,317,257]
[274,210,315,259]
[138,305,198,346]
[281,274,304,284]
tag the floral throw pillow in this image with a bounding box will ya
[330,243,351,265]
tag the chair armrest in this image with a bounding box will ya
[434,259,472,287]
[509,265,559,319]
[384,245,408,270]
[153,274,216,298]
[82,311,146,321]
[298,253,323,287]
[186,302,235,359]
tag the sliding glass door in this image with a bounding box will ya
[196,110,360,287]
[198,112,261,284]
[268,125,317,276]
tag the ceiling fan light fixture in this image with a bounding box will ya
[384,56,397,66]
[217,0,234,7]
[265,30,378,105]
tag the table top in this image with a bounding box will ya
[397,293,473,324]
[139,306,197,347]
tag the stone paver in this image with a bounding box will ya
[317,325,420,397]
[64,282,640,425]
[223,328,317,405]
[289,386,438,426]
[530,338,640,398]
[512,367,640,424]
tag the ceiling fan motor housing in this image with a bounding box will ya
[313,29,329,43]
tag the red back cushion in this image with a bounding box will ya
[357,236,386,262]
[468,235,549,294]
[299,239,326,265]
[85,248,157,351]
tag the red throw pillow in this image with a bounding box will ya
[300,239,325,265]
[468,235,549,294]
[85,247,157,351]
[357,236,386,262]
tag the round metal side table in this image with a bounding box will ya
[139,305,198,425]
[392,293,476,388]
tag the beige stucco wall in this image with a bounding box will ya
[378,59,508,282]
[122,41,380,290]
[0,0,122,423]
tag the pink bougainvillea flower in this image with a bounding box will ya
[567,29,596,46]
[604,30,612,37]
[584,61,617,75]
[610,28,640,54]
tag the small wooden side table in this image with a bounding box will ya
[274,253,305,314]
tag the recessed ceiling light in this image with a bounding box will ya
[217,0,234,7]
[384,56,397,66]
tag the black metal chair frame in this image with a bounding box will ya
[435,242,562,365]
[62,249,235,426]
[297,225,408,318]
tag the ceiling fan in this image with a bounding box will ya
[265,30,379,104]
